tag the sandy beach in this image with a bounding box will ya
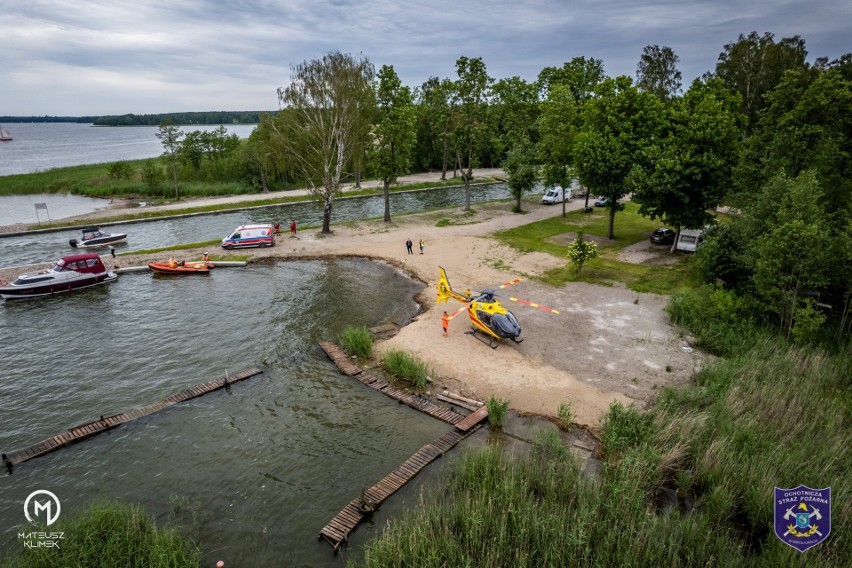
[0,171,701,428]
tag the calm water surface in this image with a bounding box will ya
[0,123,256,177]
[0,183,512,269]
[0,259,457,566]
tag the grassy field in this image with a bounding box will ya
[495,201,698,294]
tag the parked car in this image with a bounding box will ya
[650,228,676,245]
[594,197,609,207]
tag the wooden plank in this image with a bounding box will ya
[455,405,488,432]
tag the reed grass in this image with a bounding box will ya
[340,326,373,359]
[3,500,199,567]
[352,330,850,567]
[382,349,428,389]
[486,396,510,430]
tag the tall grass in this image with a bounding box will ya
[340,326,373,358]
[382,349,428,389]
[351,339,850,567]
[3,500,199,567]
[486,396,509,430]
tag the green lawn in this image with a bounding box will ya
[494,202,698,294]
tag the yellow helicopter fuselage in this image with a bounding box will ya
[436,267,522,343]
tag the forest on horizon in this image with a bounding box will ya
[0,111,268,125]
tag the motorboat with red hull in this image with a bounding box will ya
[0,253,117,300]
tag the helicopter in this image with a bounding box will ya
[435,266,559,349]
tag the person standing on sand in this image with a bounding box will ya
[406,238,413,254]
[442,311,449,337]
[274,220,281,235]
[290,220,297,237]
[419,239,424,254]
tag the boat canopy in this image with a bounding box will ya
[55,253,107,274]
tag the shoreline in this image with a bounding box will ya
[2,182,702,428]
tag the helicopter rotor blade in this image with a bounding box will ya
[446,304,469,320]
[498,278,523,290]
[507,297,560,314]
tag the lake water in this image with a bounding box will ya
[0,258,473,566]
[0,193,112,226]
[0,123,256,177]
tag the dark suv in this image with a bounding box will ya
[650,228,675,245]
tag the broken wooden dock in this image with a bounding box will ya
[2,366,263,470]
[319,406,488,551]
[318,341,489,551]
[320,342,465,424]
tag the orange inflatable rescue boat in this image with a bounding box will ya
[148,256,215,275]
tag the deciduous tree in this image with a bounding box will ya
[574,76,663,239]
[156,120,184,199]
[537,84,578,217]
[275,52,375,233]
[503,136,537,213]
[630,78,742,251]
[636,45,682,103]
[372,64,416,223]
[453,56,492,211]
[713,31,807,132]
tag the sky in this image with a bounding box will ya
[2,0,849,116]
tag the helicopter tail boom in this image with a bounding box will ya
[436,266,471,305]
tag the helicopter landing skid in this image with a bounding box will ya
[466,329,499,349]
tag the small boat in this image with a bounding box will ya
[148,259,211,275]
[0,126,12,142]
[69,227,128,248]
[0,253,117,300]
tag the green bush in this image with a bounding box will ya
[340,326,373,358]
[382,349,428,389]
[486,396,510,430]
[107,160,135,180]
[668,285,767,355]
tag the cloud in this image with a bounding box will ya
[1,0,848,115]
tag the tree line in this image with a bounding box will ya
[140,31,848,343]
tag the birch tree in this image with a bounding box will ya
[276,52,375,233]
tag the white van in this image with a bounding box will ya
[542,186,572,205]
[221,224,275,249]
[675,229,705,253]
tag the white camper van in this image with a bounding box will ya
[542,186,571,205]
[675,229,705,253]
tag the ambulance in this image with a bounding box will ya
[221,224,275,249]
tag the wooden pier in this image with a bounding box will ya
[2,366,263,470]
[319,407,488,551]
[318,341,490,551]
[320,342,465,424]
